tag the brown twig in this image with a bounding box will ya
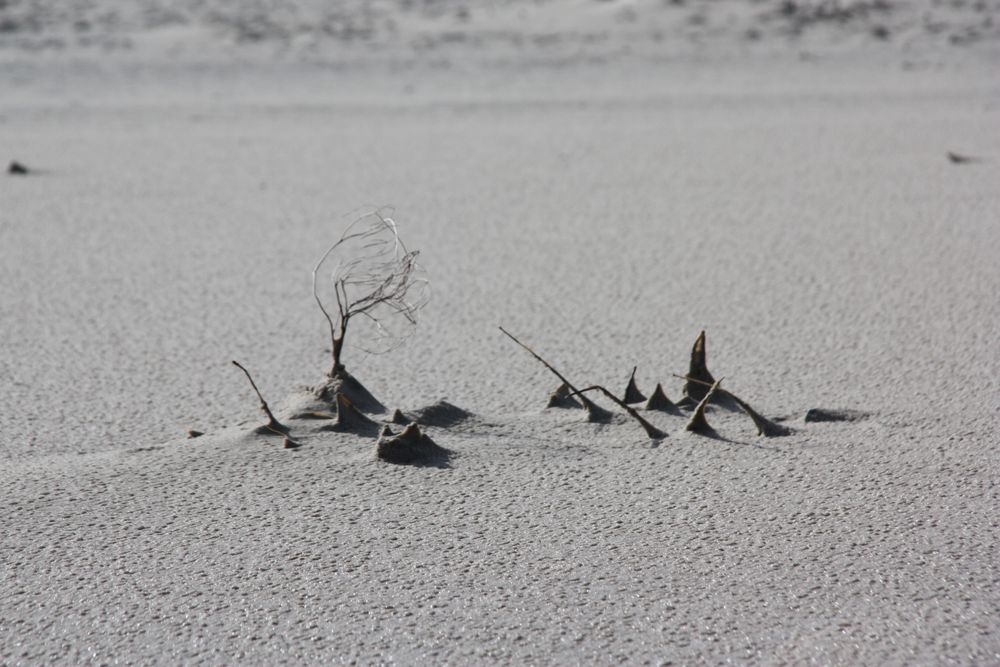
[232,360,288,434]
[499,327,611,422]
[685,379,722,435]
[499,327,576,388]
[672,372,714,386]
[672,373,791,437]
[571,385,666,440]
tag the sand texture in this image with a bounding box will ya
[2,1,1000,664]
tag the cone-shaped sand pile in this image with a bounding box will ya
[313,369,386,414]
[623,367,647,404]
[681,331,716,406]
[645,383,678,413]
[377,424,452,466]
[582,396,614,423]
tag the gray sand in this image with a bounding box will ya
[2,1,999,664]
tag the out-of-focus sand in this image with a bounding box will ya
[2,1,999,664]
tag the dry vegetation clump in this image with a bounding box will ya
[311,208,429,413]
[226,208,456,464]
[224,208,856,459]
[503,327,805,442]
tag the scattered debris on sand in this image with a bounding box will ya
[947,151,981,164]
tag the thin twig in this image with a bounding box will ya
[499,326,610,421]
[686,379,722,434]
[499,327,578,393]
[312,243,340,371]
[674,371,741,405]
[232,360,283,430]
[672,372,716,387]
[571,385,667,440]
[672,373,790,437]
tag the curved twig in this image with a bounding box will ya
[571,385,667,440]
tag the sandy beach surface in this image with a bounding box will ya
[2,1,999,664]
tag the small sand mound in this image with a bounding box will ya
[408,400,474,428]
[319,393,380,435]
[546,383,583,409]
[377,424,452,466]
[312,369,386,414]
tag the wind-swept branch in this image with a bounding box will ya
[313,209,429,376]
